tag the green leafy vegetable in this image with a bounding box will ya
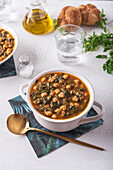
[53,19,60,29]
[96,9,113,32]
[84,31,113,53]
[96,9,107,32]
[103,50,113,74]
[96,55,107,59]
[84,31,113,74]
[84,9,113,74]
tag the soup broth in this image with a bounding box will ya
[30,72,90,120]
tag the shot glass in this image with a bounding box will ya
[55,24,85,65]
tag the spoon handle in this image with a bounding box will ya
[29,127,105,151]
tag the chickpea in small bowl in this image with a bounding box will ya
[0,24,18,65]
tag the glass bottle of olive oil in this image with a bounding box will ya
[22,2,53,35]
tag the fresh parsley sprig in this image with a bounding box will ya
[103,50,113,74]
[96,54,107,59]
[84,31,113,74]
[96,9,113,32]
[84,32,113,52]
[96,9,107,32]
[53,19,60,30]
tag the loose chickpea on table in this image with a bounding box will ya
[30,72,90,120]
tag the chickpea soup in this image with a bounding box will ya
[0,28,15,62]
[30,72,90,120]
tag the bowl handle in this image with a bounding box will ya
[19,83,29,101]
[78,101,104,126]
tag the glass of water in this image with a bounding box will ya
[55,24,85,65]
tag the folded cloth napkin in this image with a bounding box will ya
[0,56,16,78]
[8,95,104,158]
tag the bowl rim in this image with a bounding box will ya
[26,69,95,123]
[0,23,18,65]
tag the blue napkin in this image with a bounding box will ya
[8,95,104,158]
[0,56,16,78]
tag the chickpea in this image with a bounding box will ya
[33,85,38,91]
[53,83,59,88]
[0,56,5,61]
[53,74,57,78]
[84,93,88,97]
[38,81,41,84]
[7,36,13,40]
[1,42,4,45]
[33,100,37,104]
[74,79,79,84]
[70,102,74,106]
[74,103,79,108]
[41,92,48,97]
[84,99,88,103]
[8,44,12,48]
[80,84,84,88]
[50,91,55,96]
[47,95,51,100]
[58,92,65,98]
[80,105,84,110]
[55,109,61,115]
[48,77,54,83]
[80,96,84,101]
[45,104,49,108]
[61,111,66,117]
[46,111,52,117]
[54,89,60,94]
[63,74,68,79]
[41,77,46,82]
[59,80,64,84]
[0,37,3,41]
[2,30,5,34]
[74,80,79,88]
[53,97,58,102]
[80,91,84,94]
[3,44,8,50]
[60,105,67,111]
[52,114,57,119]
[72,96,78,102]
[76,92,79,96]
[66,85,71,90]
[75,84,79,88]
[7,34,11,38]
[5,48,12,55]
[70,90,75,95]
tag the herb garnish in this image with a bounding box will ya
[53,19,60,29]
[84,32,113,53]
[96,55,107,59]
[84,31,113,74]
[96,9,107,32]
[84,9,113,74]
[103,50,113,74]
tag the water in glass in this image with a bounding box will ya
[55,25,84,65]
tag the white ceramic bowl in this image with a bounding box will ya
[0,24,18,65]
[19,69,104,132]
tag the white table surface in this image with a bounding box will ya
[0,0,113,170]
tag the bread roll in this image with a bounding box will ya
[78,4,101,25]
[57,6,82,26]
[57,4,101,27]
